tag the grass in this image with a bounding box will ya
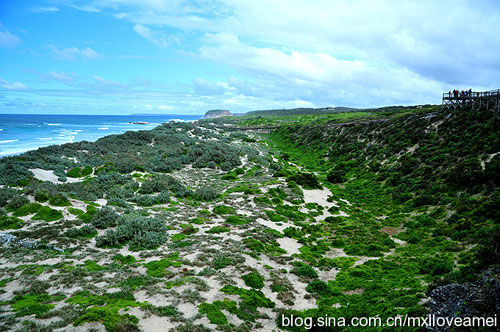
[206,226,230,234]
[144,253,182,277]
[10,293,64,318]
[32,206,63,221]
[66,290,140,331]
[0,215,24,230]
[13,203,42,216]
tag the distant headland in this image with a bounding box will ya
[204,109,233,118]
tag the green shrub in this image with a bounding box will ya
[10,293,59,317]
[253,196,272,205]
[34,189,50,202]
[6,195,30,212]
[67,166,92,178]
[213,205,236,215]
[287,172,322,189]
[292,263,318,279]
[73,306,139,332]
[13,203,42,217]
[145,253,182,277]
[225,215,250,225]
[49,193,71,207]
[65,225,97,239]
[95,215,167,250]
[242,272,265,289]
[91,206,121,229]
[0,215,24,230]
[206,226,230,234]
[327,168,345,183]
[305,280,339,297]
[113,254,137,265]
[32,206,63,221]
[194,186,218,201]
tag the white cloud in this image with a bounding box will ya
[48,71,78,84]
[0,28,21,48]
[0,78,28,90]
[192,78,231,96]
[61,0,500,108]
[133,24,178,48]
[92,75,128,88]
[32,6,60,13]
[47,44,101,61]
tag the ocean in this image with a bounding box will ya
[0,114,203,157]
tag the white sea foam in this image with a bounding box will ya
[46,123,61,126]
[0,139,19,144]
[98,127,109,130]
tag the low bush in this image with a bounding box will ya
[95,215,167,250]
[206,226,230,234]
[0,215,24,230]
[67,166,93,178]
[91,206,121,229]
[65,225,97,239]
[225,215,250,225]
[49,193,71,207]
[13,203,42,217]
[34,189,50,203]
[213,205,236,215]
[242,272,265,289]
[287,172,322,189]
[6,195,30,212]
[194,187,218,201]
[292,263,318,279]
[32,206,63,222]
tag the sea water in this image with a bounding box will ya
[0,114,202,157]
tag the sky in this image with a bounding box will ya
[0,0,499,115]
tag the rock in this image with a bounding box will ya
[0,232,63,252]
[428,267,499,331]
[204,109,232,118]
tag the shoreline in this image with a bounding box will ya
[0,115,203,159]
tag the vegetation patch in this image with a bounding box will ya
[67,166,93,178]
[65,225,97,239]
[225,215,250,225]
[144,253,182,277]
[49,193,71,207]
[206,226,230,234]
[32,206,63,221]
[67,290,140,331]
[242,271,265,289]
[96,214,167,250]
[213,205,236,215]
[10,293,63,318]
[0,215,24,230]
[13,203,42,216]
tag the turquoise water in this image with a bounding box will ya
[0,114,202,157]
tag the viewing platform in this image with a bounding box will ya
[443,89,500,111]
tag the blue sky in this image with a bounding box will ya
[1,0,499,115]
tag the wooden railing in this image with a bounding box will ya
[442,89,500,112]
[443,89,500,100]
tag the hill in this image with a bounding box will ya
[204,109,232,118]
[0,103,497,331]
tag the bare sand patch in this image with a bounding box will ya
[29,168,82,184]
[276,237,301,255]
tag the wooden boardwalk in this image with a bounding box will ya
[443,89,500,111]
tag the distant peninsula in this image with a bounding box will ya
[204,109,232,118]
